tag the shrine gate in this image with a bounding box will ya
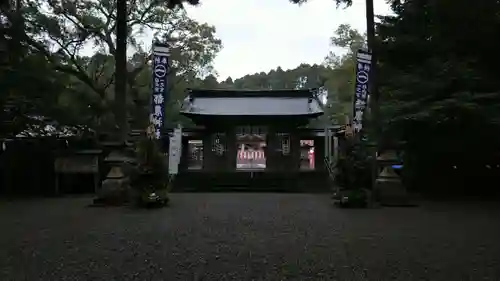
[167,89,341,192]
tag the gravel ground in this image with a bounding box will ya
[0,194,500,281]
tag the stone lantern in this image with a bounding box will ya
[93,134,137,205]
[375,148,415,206]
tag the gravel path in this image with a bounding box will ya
[0,194,500,281]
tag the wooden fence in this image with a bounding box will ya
[0,137,104,197]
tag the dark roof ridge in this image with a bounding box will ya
[186,88,318,98]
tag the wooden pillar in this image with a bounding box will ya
[179,137,189,172]
[314,137,325,171]
[202,131,214,172]
[203,131,229,172]
[226,127,236,171]
[289,132,301,171]
[216,132,227,172]
[268,130,296,172]
[265,127,279,172]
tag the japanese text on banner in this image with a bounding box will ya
[151,51,169,139]
[352,49,372,133]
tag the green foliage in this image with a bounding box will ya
[377,0,500,149]
[289,0,352,7]
[133,133,170,207]
[368,0,500,193]
[1,3,76,136]
[323,24,366,124]
[289,0,500,194]
[332,133,372,208]
[1,0,221,135]
[135,133,168,190]
[136,136,165,175]
[2,0,359,134]
[5,0,499,198]
[335,136,372,190]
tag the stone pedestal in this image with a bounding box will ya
[98,166,130,205]
[94,141,136,205]
[375,150,415,206]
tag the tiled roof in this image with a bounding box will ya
[180,89,324,117]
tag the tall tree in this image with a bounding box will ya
[375,0,500,191]
[113,0,201,138]
[115,0,127,138]
[377,0,500,145]
[323,24,366,123]
[17,0,220,133]
[0,0,77,136]
[289,0,352,6]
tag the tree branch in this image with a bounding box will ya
[128,0,159,28]
[23,35,107,99]
[103,73,115,90]
[56,5,116,54]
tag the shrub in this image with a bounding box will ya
[132,130,169,207]
[334,135,372,208]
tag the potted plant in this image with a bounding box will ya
[132,128,170,207]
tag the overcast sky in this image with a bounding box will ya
[184,0,392,80]
[80,0,393,81]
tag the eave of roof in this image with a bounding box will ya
[185,88,319,98]
[180,88,324,117]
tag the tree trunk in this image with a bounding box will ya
[115,0,128,141]
[93,0,131,206]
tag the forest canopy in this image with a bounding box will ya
[2,0,500,157]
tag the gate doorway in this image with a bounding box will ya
[236,126,266,170]
[300,139,315,170]
[187,139,203,170]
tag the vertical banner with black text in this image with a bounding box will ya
[352,49,372,133]
[150,42,170,139]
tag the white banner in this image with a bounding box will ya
[168,128,182,175]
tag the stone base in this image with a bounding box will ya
[93,177,131,206]
[375,180,417,207]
